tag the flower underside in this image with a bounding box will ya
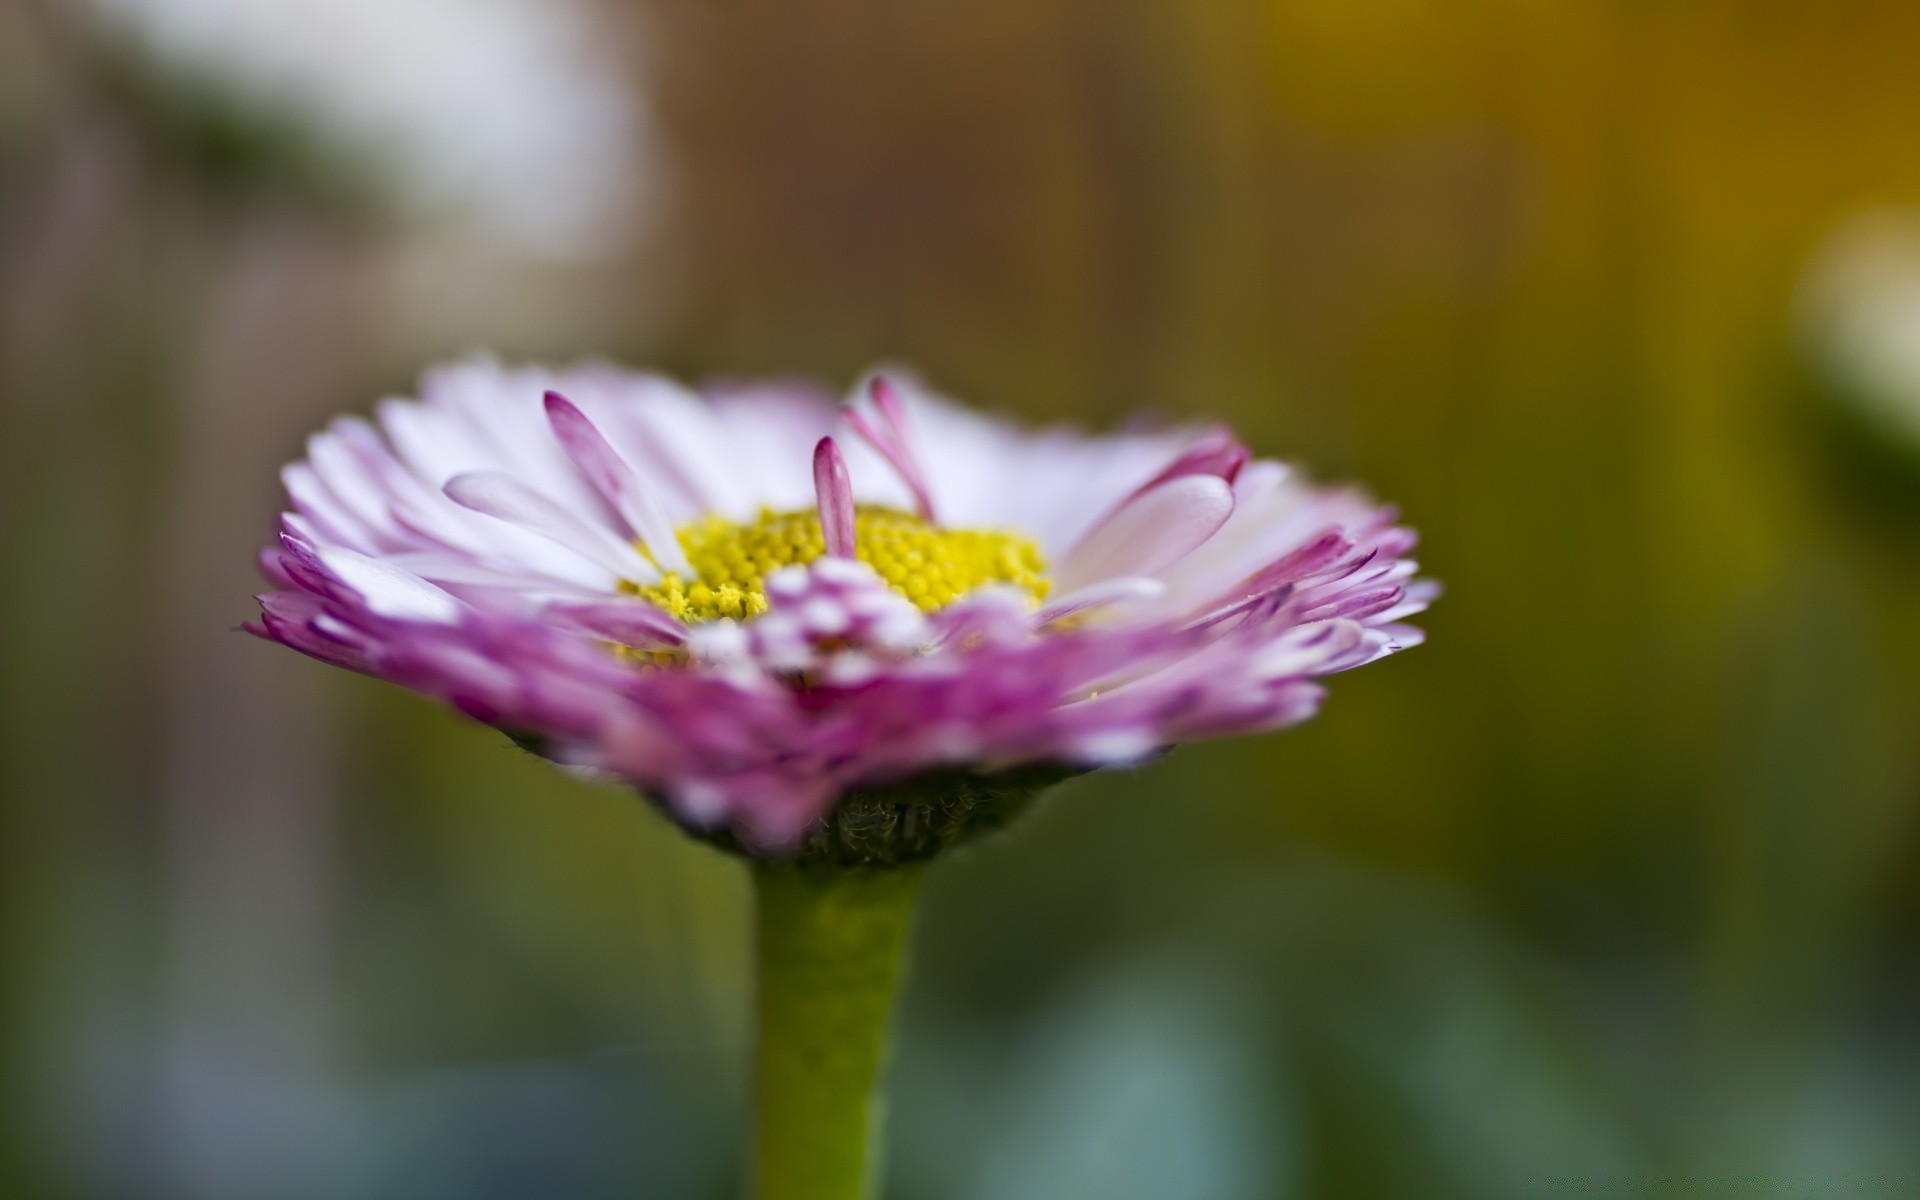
[626,504,1050,623]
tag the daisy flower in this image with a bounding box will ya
[251,360,1430,858]
[248,357,1432,1199]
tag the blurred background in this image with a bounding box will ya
[5,0,1920,1195]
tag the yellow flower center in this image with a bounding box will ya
[627,505,1049,623]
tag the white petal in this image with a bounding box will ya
[615,381,752,518]
[378,396,611,585]
[305,429,399,540]
[1036,576,1168,625]
[281,462,380,552]
[812,556,877,587]
[687,618,750,663]
[444,471,657,582]
[1071,727,1160,765]
[317,547,461,622]
[384,551,598,594]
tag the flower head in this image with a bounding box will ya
[251,361,1432,859]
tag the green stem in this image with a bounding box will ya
[751,862,924,1200]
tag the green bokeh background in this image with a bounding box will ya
[5,1,1920,1196]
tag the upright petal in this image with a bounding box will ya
[845,376,937,521]
[544,390,693,575]
[813,436,858,558]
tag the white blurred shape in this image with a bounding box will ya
[86,0,653,257]
[1798,208,1920,448]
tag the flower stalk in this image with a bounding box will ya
[751,862,924,1200]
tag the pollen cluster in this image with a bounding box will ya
[629,506,1048,623]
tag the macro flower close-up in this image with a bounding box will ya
[16,1,1920,1195]
[251,362,1429,856]
[244,360,1430,1197]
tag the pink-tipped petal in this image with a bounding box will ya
[1054,475,1235,594]
[1238,531,1354,595]
[843,405,896,458]
[846,376,937,522]
[813,436,858,558]
[445,470,656,582]
[544,391,692,575]
[869,374,911,438]
[1134,431,1252,495]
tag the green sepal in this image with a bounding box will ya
[676,762,1084,868]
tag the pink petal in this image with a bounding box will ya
[1237,531,1353,595]
[812,436,857,558]
[845,376,936,521]
[1054,475,1235,594]
[544,390,692,575]
[1132,430,1251,495]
